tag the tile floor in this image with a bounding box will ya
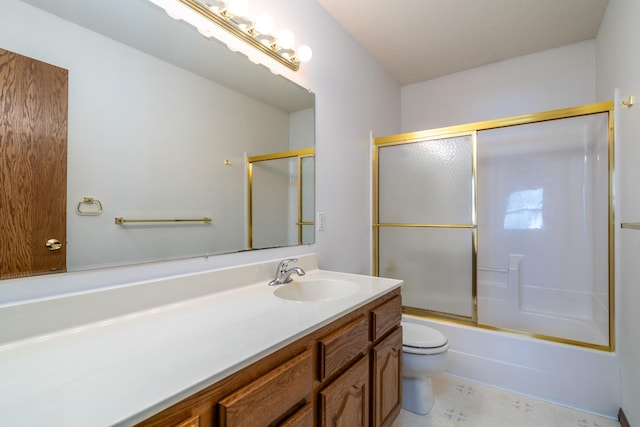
[392,374,621,427]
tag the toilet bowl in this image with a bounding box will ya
[401,322,449,415]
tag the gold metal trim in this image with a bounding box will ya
[246,148,315,249]
[178,0,300,71]
[372,135,380,276]
[76,197,103,216]
[247,147,314,163]
[247,158,254,249]
[621,223,640,230]
[410,310,613,352]
[608,109,616,351]
[478,323,612,352]
[373,101,615,351]
[403,306,475,325]
[471,131,479,323]
[373,101,614,146]
[297,150,303,245]
[115,217,212,224]
[373,223,474,228]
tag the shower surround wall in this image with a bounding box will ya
[400,40,619,417]
[476,114,611,347]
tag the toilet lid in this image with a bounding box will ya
[402,322,448,349]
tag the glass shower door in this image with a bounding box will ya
[375,135,476,320]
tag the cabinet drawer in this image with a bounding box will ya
[319,315,369,381]
[219,349,312,427]
[371,295,402,342]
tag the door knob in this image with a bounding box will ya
[46,239,63,251]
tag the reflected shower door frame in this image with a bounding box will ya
[247,147,315,249]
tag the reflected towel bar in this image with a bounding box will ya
[115,217,212,225]
[621,222,640,230]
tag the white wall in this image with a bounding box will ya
[596,0,640,423]
[401,40,596,132]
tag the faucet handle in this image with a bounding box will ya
[277,258,298,272]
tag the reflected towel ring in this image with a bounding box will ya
[77,197,103,216]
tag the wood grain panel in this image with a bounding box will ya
[173,415,199,427]
[371,295,402,341]
[372,327,402,427]
[319,315,369,381]
[219,349,312,427]
[319,356,369,427]
[281,402,313,427]
[0,48,68,279]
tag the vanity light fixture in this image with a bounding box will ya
[148,0,312,71]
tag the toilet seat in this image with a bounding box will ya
[402,322,449,355]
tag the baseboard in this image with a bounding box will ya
[619,408,631,427]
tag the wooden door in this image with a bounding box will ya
[0,48,68,279]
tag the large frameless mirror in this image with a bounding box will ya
[0,0,315,280]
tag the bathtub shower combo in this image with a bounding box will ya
[374,101,613,350]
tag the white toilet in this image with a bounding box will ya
[401,322,449,414]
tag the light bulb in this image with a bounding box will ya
[225,0,248,16]
[296,45,312,63]
[253,13,273,35]
[277,29,294,49]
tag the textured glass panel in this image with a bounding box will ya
[476,113,609,346]
[252,158,292,248]
[378,136,472,224]
[301,157,315,223]
[379,227,473,317]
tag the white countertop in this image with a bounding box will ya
[0,268,401,426]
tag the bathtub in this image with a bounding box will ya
[402,313,619,419]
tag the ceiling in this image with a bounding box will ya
[316,0,609,86]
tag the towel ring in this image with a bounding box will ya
[77,197,103,216]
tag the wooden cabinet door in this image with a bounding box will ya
[372,327,402,427]
[319,356,369,427]
[0,48,68,279]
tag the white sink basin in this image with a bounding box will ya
[273,279,359,302]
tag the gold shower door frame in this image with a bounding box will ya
[373,101,615,351]
[247,147,314,249]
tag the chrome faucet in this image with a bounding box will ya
[268,258,305,286]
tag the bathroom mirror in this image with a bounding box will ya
[3,0,315,277]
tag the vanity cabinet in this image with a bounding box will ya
[137,288,401,427]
